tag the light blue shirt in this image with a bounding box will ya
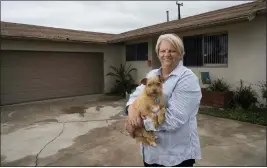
[126,61,202,166]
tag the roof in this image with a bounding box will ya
[1,0,266,44]
[109,0,266,43]
[1,22,116,44]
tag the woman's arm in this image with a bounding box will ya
[143,72,202,132]
[125,84,145,127]
[125,84,145,114]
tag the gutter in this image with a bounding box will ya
[0,35,110,45]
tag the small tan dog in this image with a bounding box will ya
[131,75,166,146]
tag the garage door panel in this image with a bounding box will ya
[2,75,96,90]
[2,86,100,103]
[1,50,104,105]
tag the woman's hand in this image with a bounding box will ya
[125,119,135,137]
[128,104,143,128]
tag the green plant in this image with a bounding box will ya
[259,81,267,100]
[199,107,267,126]
[233,80,258,110]
[106,63,137,97]
[257,81,267,108]
[207,78,231,92]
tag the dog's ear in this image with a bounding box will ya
[157,75,164,83]
[140,78,147,85]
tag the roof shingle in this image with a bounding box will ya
[1,22,116,44]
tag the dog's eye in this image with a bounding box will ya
[156,83,160,86]
[148,84,152,87]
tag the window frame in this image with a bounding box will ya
[183,32,228,67]
[125,42,148,61]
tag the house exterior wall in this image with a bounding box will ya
[151,37,161,69]
[150,15,266,103]
[6,14,264,103]
[1,39,124,93]
[123,38,154,83]
[182,15,266,103]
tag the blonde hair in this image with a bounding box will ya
[155,33,185,58]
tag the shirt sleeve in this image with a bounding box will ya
[126,84,145,106]
[143,72,202,132]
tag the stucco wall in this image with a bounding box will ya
[182,15,266,103]
[1,39,124,93]
[149,15,266,103]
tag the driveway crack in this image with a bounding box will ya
[32,118,125,166]
[44,119,127,166]
[35,122,65,166]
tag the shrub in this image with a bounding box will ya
[259,81,267,100]
[130,84,139,92]
[207,78,231,92]
[233,80,258,110]
[199,107,267,126]
[106,64,137,97]
[257,81,267,108]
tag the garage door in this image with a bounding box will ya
[1,50,104,105]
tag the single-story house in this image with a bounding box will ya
[1,0,266,105]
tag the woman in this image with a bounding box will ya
[125,33,202,167]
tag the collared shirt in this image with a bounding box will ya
[125,61,202,166]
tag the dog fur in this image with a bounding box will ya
[131,75,166,146]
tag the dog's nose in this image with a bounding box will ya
[153,89,157,93]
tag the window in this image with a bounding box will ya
[183,35,203,66]
[126,42,148,61]
[183,32,228,67]
[204,33,228,65]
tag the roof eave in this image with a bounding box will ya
[1,35,110,44]
[108,16,250,43]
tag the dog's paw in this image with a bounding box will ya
[150,142,157,147]
[149,135,157,141]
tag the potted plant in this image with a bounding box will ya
[201,78,233,108]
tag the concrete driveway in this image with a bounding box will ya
[1,95,266,166]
